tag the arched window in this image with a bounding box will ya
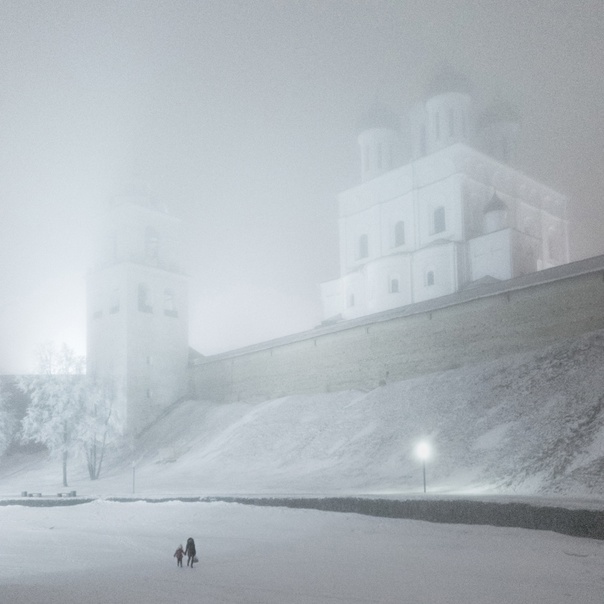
[433,206,446,234]
[164,289,178,317]
[394,221,405,247]
[347,293,355,308]
[358,234,369,259]
[145,227,159,260]
[426,271,435,287]
[390,278,399,293]
[138,283,153,313]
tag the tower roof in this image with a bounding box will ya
[484,192,507,213]
[425,64,472,98]
[357,103,400,132]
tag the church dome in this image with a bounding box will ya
[357,103,400,132]
[425,64,472,98]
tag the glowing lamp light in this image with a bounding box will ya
[415,441,431,461]
[415,440,431,493]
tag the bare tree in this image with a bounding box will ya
[78,379,121,480]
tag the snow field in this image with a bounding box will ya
[1,500,603,603]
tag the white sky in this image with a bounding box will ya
[1,1,603,373]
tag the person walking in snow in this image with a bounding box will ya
[184,537,196,568]
[174,544,184,567]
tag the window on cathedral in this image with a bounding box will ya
[164,289,178,317]
[390,279,399,293]
[138,284,153,313]
[347,293,355,308]
[394,221,405,247]
[145,227,159,261]
[358,234,369,259]
[433,206,446,234]
[426,271,435,286]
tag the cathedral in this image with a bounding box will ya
[87,68,571,434]
[320,68,569,321]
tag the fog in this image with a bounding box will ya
[1,1,602,373]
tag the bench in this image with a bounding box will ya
[27,492,42,497]
[57,491,77,497]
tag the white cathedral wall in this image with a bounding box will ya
[366,255,413,314]
[416,174,464,249]
[340,271,367,320]
[411,242,460,303]
[469,229,514,281]
[378,192,416,254]
[319,278,342,320]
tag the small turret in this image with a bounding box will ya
[483,192,507,233]
[357,103,402,182]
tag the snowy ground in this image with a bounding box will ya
[1,499,603,604]
[3,331,604,600]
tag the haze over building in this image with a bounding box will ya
[321,67,569,322]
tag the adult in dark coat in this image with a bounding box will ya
[185,537,196,568]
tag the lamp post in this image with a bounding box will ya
[415,441,431,494]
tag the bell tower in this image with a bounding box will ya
[87,188,188,435]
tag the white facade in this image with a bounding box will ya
[321,76,569,322]
[87,193,189,435]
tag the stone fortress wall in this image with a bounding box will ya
[189,255,604,403]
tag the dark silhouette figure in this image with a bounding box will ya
[185,537,196,568]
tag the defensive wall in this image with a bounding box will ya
[189,255,604,403]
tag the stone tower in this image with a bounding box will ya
[87,188,188,435]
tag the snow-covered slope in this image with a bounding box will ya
[2,329,604,499]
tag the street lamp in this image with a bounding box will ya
[415,441,431,494]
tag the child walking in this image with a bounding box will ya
[174,544,184,567]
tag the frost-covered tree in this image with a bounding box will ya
[0,383,17,457]
[18,343,86,487]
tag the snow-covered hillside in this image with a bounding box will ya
[2,329,604,499]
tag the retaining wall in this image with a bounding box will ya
[190,256,604,403]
